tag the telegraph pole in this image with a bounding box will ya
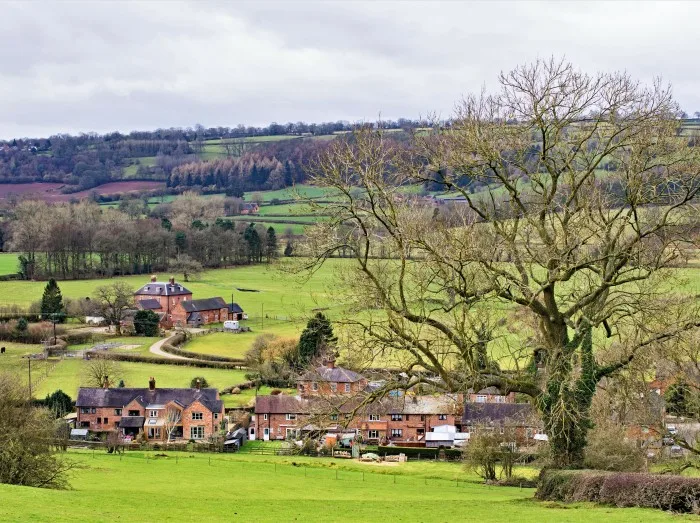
[27,357,32,398]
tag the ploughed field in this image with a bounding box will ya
[0,450,682,522]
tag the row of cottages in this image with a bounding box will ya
[75,378,224,442]
[252,361,539,446]
[133,276,244,328]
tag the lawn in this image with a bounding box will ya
[0,252,18,275]
[185,322,303,359]
[0,451,684,522]
[243,184,337,202]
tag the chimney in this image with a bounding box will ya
[195,379,201,390]
[103,375,109,389]
[151,275,157,283]
[326,358,336,369]
[169,276,175,285]
[148,377,156,391]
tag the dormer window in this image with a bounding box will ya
[145,286,149,291]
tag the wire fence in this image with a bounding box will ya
[71,449,507,491]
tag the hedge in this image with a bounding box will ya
[378,446,463,460]
[536,469,700,514]
[88,351,245,370]
[161,342,245,364]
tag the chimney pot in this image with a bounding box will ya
[151,275,157,282]
[149,377,156,390]
[196,379,201,390]
[103,375,109,388]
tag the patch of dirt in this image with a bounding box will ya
[357,460,399,467]
[117,344,141,350]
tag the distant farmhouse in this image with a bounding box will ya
[133,275,244,328]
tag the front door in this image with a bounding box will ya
[249,427,256,441]
[263,428,270,441]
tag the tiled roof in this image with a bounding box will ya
[387,394,461,415]
[181,297,227,312]
[137,299,162,310]
[134,282,192,296]
[119,416,145,428]
[462,403,534,425]
[299,365,364,383]
[228,303,244,314]
[76,387,222,413]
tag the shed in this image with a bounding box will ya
[70,428,89,440]
[223,428,248,452]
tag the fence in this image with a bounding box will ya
[67,448,500,491]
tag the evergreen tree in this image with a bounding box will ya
[134,310,160,337]
[297,313,337,367]
[266,226,278,262]
[284,241,294,257]
[43,390,73,418]
[40,278,64,322]
[665,380,695,417]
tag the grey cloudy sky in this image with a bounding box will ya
[1,1,699,138]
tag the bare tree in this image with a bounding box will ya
[164,406,182,444]
[302,58,700,468]
[92,282,135,335]
[83,359,123,388]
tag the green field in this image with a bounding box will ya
[0,252,18,275]
[0,450,683,522]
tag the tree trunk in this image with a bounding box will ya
[539,327,596,469]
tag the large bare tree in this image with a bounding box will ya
[92,282,135,335]
[303,58,700,467]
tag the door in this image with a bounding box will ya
[249,427,256,441]
[263,428,270,441]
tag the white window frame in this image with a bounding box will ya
[391,429,403,438]
[345,383,351,393]
[438,414,447,420]
[368,430,379,439]
[476,395,487,403]
[330,414,338,421]
[190,426,204,440]
[391,414,403,421]
[149,410,158,418]
[114,408,122,416]
[330,382,337,392]
[191,412,203,420]
[368,414,380,421]
[312,382,318,391]
[263,414,268,421]
[285,413,297,421]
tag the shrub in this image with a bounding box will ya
[134,310,160,337]
[190,376,209,388]
[536,469,700,514]
[584,421,646,472]
[0,321,61,344]
[88,352,243,369]
[162,341,245,363]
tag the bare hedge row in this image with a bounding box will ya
[89,351,245,370]
[160,342,245,364]
[536,469,700,514]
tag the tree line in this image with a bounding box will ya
[8,197,279,280]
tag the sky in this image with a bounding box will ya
[1,0,699,138]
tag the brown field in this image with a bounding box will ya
[0,181,165,201]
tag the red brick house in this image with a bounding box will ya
[171,297,228,327]
[297,360,368,397]
[75,377,224,442]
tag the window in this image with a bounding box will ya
[214,413,219,420]
[114,409,122,416]
[499,427,505,435]
[417,428,425,435]
[476,395,487,403]
[192,412,203,420]
[96,417,101,424]
[190,426,204,439]
[496,396,506,403]
[420,415,425,421]
[368,430,379,439]
[330,382,337,392]
[91,408,96,414]
[368,414,380,421]
[80,421,89,428]
[103,417,109,425]
[438,414,447,420]
[330,414,338,421]
[263,414,268,421]
[391,414,403,421]
[149,410,159,418]
[405,415,409,421]
[148,427,161,438]
[285,414,297,421]
[80,407,90,414]
[128,410,140,417]
[345,383,351,393]
[312,382,318,391]
[391,429,403,438]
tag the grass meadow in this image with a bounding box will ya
[0,252,18,275]
[0,450,685,522]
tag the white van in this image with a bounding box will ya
[223,320,240,331]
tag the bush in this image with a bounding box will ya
[584,422,646,472]
[0,321,61,344]
[134,310,160,337]
[88,352,243,370]
[60,330,105,345]
[190,376,209,388]
[536,469,700,514]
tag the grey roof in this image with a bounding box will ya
[228,303,244,314]
[119,416,145,428]
[76,387,223,413]
[387,395,461,415]
[134,281,192,297]
[299,365,364,384]
[137,299,162,310]
[181,297,227,312]
[462,403,534,425]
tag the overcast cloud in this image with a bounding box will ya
[1,0,699,138]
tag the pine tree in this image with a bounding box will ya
[266,227,278,263]
[40,278,64,322]
[297,313,337,367]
